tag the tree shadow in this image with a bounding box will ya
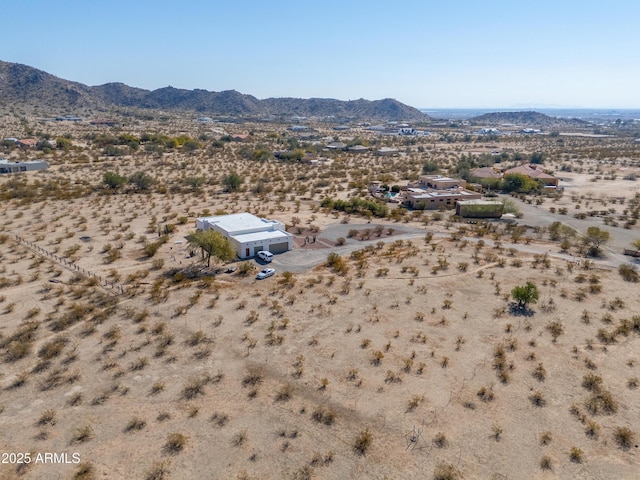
[509,303,535,317]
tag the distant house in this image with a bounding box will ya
[504,164,558,187]
[0,159,48,174]
[333,125,350,131]
[195,212,292,259]
[16,138,37,148]
[348,145,369,154]
[289,125,309,131]
[403,175,481,209]
[325,141,347,150]
[231,134,249,141]
[55,115,82,122]
[376,147,399,156]
[471,167,502,180]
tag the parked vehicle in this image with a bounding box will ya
[256,268,275,280]
[257,251,274,262]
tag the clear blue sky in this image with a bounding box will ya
[2,0,639,108]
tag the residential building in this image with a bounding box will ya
[195,213,292,259]
[504,164,558,187]
[403,175,481,209]
[0,159,48,174]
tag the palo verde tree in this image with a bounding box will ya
[511,281,539,311]
[128,171,154,191]
[186,230,235,267]
[103,171,127,190]
[222,172,243,192]
[583,226,610,257]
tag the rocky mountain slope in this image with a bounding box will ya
[0,60,428,121]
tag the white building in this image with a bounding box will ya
[0,159,48,174]
[195,213,292,259]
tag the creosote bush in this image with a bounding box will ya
[164,433,187,455]
[353,427,373,456]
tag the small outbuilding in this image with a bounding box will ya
[196,212,292,259]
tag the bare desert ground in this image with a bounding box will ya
[0,113,638,479]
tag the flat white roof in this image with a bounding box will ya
[232,230,291,243]
[198,213,279,234]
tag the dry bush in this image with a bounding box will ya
[145,461,170,480]
[585,389,618,415]
[124,417,147,433]
[275,384,293,402]
[613,427,635,450]
[164,433,187,455]
[569,447,584,463]
[71,425,94,444]
[618,264,639,282]
[433,462,462,480]
[181,376,207,400]
[73,462,96,480]
[353,427,373,456]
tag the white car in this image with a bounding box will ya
[257,251,274,262]
[256,268,275,280]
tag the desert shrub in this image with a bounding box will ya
[433,462,462,480]
[73,462,95,480]
[275,384,293,402]
[529,390,546,407]
[71,425,94,444]
[353,427,373,456]
[238,261,255,275]
[124,417,147,433]
[164,433,187,455]
[145,461,170,480]
[569,447,584,463]
[581,373,602,392]
[613,426,634,450]
[618,264,639,282]
[181,376,206,400]
[231,430,247,447]
[433,432,448,448]
[540,456,552,470]
[585,389,617,415]
[311,407,336,426]
[36,409,56,427]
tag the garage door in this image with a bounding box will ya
[269,242,289,254]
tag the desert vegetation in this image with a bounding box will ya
[0,109,638,479]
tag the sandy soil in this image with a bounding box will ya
[0,117,638,480]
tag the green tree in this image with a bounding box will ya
[530,152,545,164]
[186,230,235,267]
[422,160,440,174]
[55,137,73,150]
[103,171,127,190]
[223,172,243,192]
[184,176,204,191]
[502,173,539,193]
[511,281,539,310]
[583,226,610,257]
[128,172,154,191]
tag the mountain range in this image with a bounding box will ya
[0,60,428,121]
[468,111,591,128]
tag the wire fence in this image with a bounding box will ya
[13,234,125,295]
